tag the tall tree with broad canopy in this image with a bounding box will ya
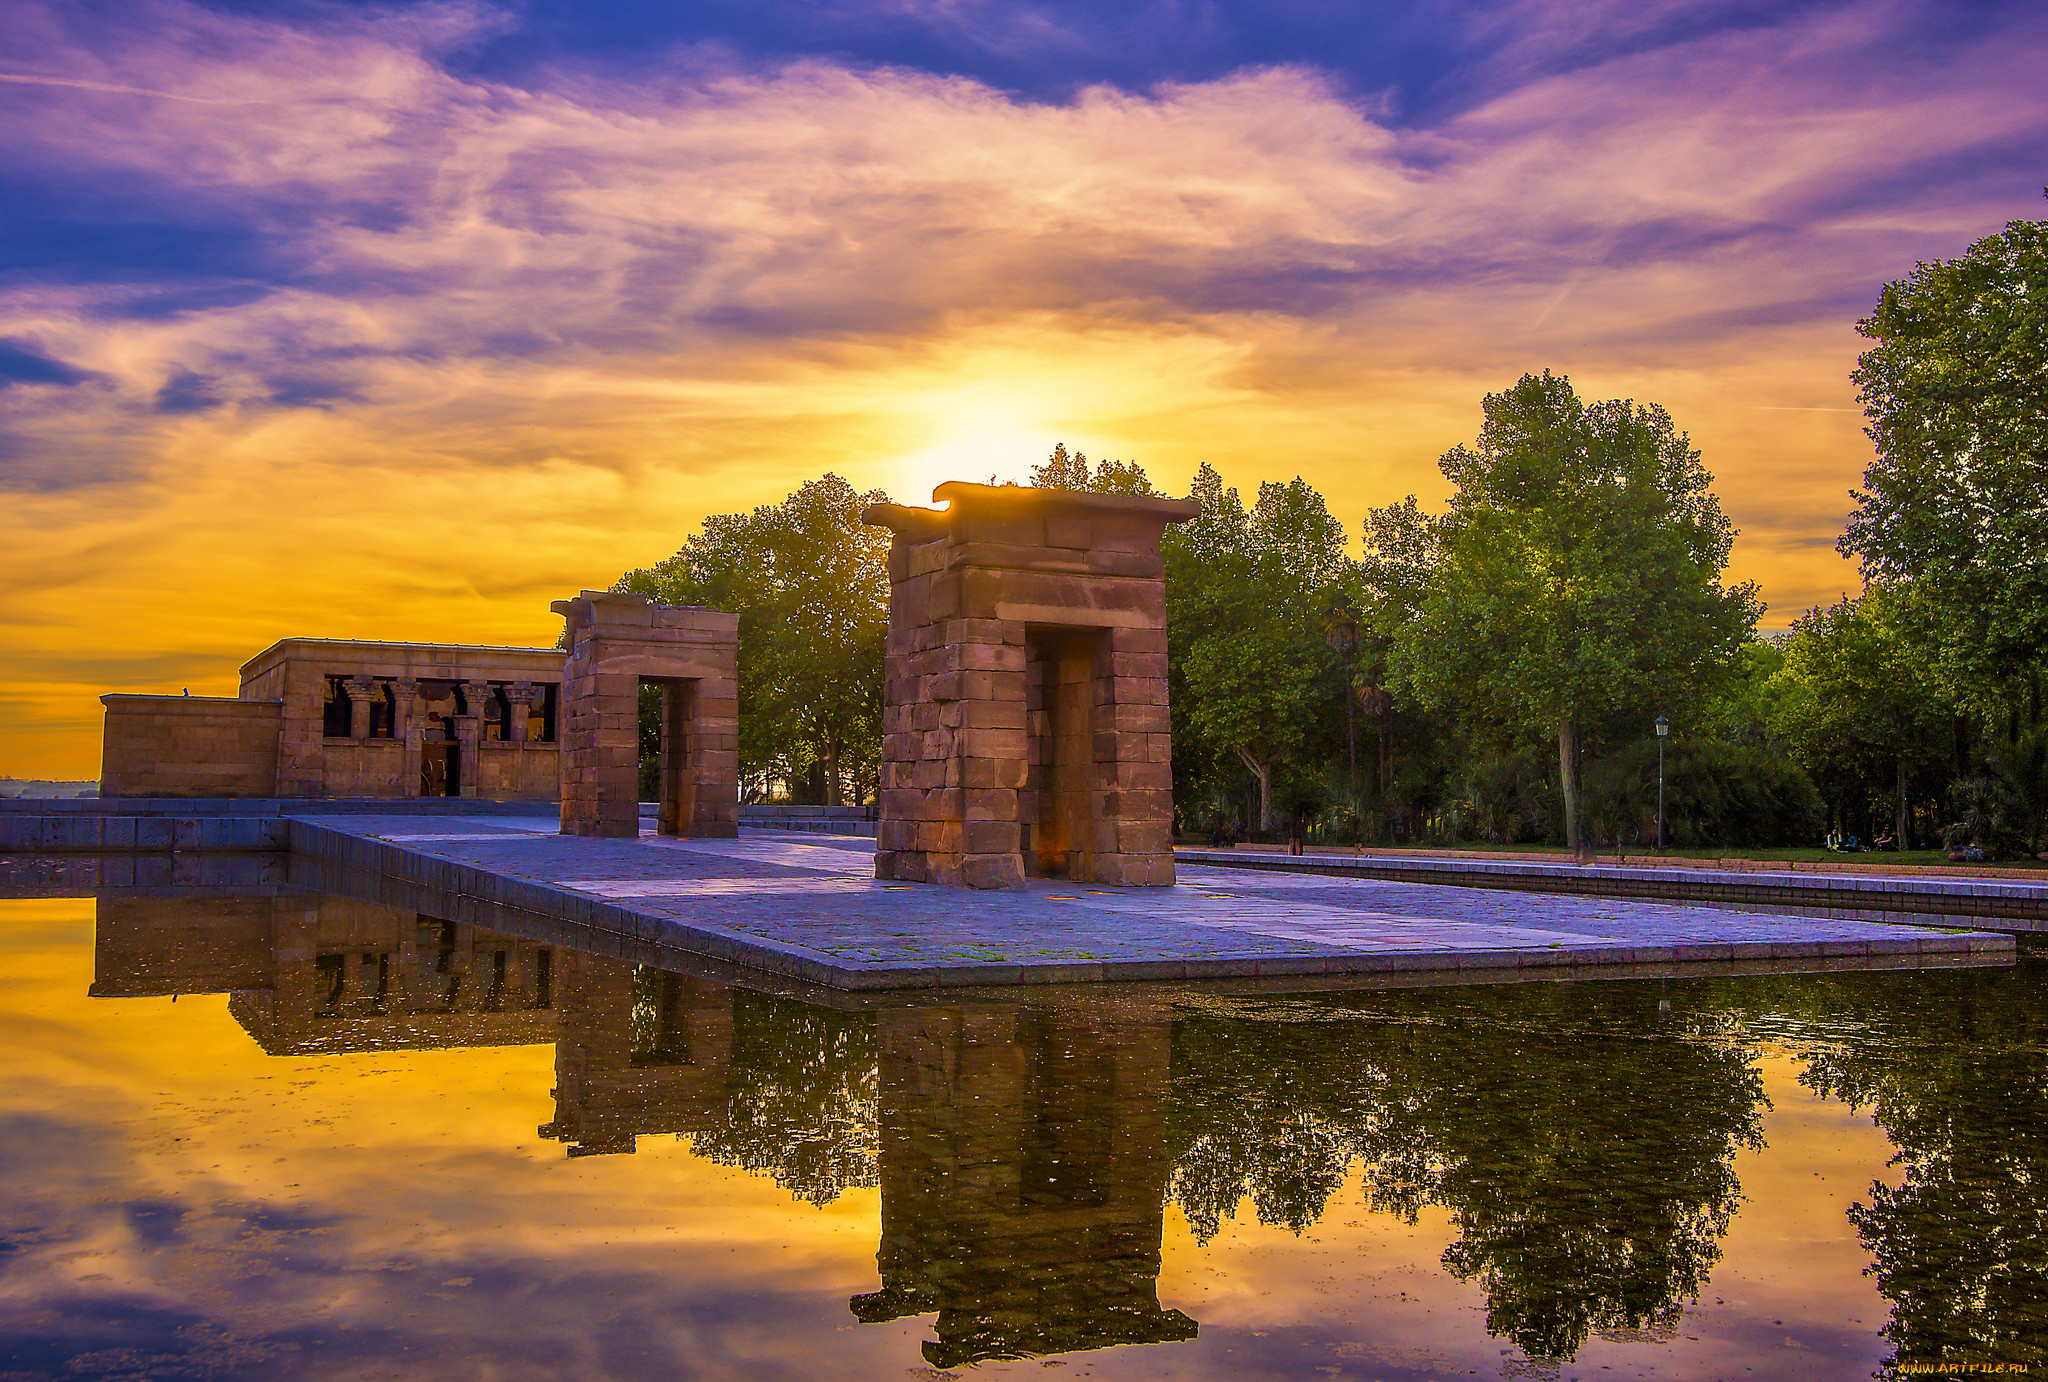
[1840,201,2048,710]
[614,474,890,804]
[1372,372,1760,849]
[1170,465,1353,834]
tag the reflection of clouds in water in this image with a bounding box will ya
[5,895,2044,1378]
[0,1113,890,1380]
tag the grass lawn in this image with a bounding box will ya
[1182,837,2048,870]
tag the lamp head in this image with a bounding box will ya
[1655,714,1669,737]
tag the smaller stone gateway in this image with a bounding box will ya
[864,482,1198,889]
[554,591,740,840]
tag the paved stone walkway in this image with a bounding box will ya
[289,815,2016,990]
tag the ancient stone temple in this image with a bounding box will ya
[101,638,565,801]
[864,482,1196,889]
[553,590,740,840]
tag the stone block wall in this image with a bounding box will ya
[99,695,282,799]
[864,483,1194,889]
[240,640,563,801]
[471,742,561,800]
[554,591,740,839]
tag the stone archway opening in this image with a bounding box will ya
[553,591,739,840]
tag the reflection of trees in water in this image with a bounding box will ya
[687,991,879,1205]
[1779,963,2048,1373]
[1166,985,1766,1361]
[676,964,2048,1370]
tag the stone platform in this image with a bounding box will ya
[285,815,2014,992]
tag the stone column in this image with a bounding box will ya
[452,714,480,798]
[460,679,491,730]
[343,677,380,741]
[506,681,538,743]
[1090,626,1175,886]
[393,679,422,796]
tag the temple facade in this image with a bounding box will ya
[96,593,738,835]
[101,638,563,801]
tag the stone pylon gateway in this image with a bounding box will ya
[864,482,1198,889]
[553,591,740,840]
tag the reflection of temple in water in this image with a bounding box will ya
[87,896,732,1158]
[851,1002,1198,1368]
[92,895,558,1053]
[90,898,1197,1366]
[538,956,733,1157]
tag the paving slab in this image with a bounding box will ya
[281,815,2018,991]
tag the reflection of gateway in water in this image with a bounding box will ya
[87,896,1197,1367]
[852,1002,1199,1367]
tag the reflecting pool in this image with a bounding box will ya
[1,875,2043,1380]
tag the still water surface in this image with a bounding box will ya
[1,883,2043,1381]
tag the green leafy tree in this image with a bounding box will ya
[1840,201,2048,710]
[616,474,890,804]
[1168,466,1352,834]
[1373,372,1761,849]
[1771,586,1952,847]
[1030,442,1159,496]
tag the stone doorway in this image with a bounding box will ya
[864,482,1194,889]
[1022,627,1108,880]
[643,677,700,838]
[419,740,457,797]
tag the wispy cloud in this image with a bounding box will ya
[1,0,2043,772]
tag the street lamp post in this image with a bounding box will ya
[1654,715,1669,851]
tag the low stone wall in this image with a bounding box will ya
[1,814,288,853]
[0,797,559,853]
[1174,848,2048,930]
[101,695,282,798]
[740,805,878,837]
[0,853,289,896]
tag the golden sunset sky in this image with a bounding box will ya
[3,0,2045,776]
